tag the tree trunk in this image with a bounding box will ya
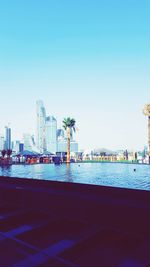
[66,127,71,163]
[148,116,150,164]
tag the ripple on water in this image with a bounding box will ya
[0,163,150,191]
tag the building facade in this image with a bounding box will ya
[13,140,20,153]
[36,100,78,154]
[5,127,11,150]
[45,116,57,153]
[36,100,46,153]
[57,140,78,153]
[0,136,5,151]
[23,134,36,151]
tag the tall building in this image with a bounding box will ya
[5,127,11,150]
[0,136,5,151]
[19,143,24,153]
[36,100,78,154]
[45,116,57,153]
[23,134,36,151]
[36,100,46,153]
[13,140,20,153]
[57,129,65,141]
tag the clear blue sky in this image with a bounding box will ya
[0,0,150,150]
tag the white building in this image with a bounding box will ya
[13,140,20,153]
[0,135,5,151]
[45,116,57,153]
[36,100,46,153]
[5,126,11,150]
[57,129,65,141]
[23,134,36,151]
[36,100,78,154]
[57,140,78,153]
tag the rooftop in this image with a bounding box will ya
[0,176,150,267]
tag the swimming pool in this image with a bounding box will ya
[0,162,150,190]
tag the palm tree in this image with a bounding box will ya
[63,118,76,163]
[143,103,150,164]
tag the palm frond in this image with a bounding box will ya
[62,117,76,129]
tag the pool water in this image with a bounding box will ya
[0,163,150,191]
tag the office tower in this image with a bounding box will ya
[19,143,24,153]
[36,100,46,153]
[36,100,79,154]
[23,134,36,151]
[57,129,65,141]
[5,127,11,150]
[45,116,57,153]
[13,140,20,153]
[0,136,5,150]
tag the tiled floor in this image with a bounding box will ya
[0,177,150,267]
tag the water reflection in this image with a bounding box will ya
[0,165,12,176]
[65,164,73,182]
[0,163,150,190]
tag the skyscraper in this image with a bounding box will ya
[36,100,46,153]
[23,134,36,151]
[13,140,20,153]
[57,129,65,141]
[5,126,11,150]
[45,116,57,153]
[0,135,5,151]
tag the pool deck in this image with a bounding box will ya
[0,175,150,267]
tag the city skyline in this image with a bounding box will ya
[0,100,79,154]
[36,100,78,153]
[0,1,150,150]
[0,99,148,152]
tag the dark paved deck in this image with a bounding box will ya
[0,176,150,267]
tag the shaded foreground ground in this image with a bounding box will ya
[0,176,150,267]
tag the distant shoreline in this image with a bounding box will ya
[76,160,149,165]
[0,160,149,166]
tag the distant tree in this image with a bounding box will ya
[6,149,12,158]
[63,118,76,163]
[1,149,7,158]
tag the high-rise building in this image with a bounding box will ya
[57,129,65,141]
[36,100,46,153]
[5,127,11,150]
[23,134,36,151]
[19,143,24,153]
[36,100,78,154]
[13,140,20,153]
[0,135,5,151]
[45,116,57,153]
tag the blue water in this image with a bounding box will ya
[0,163,150,190]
